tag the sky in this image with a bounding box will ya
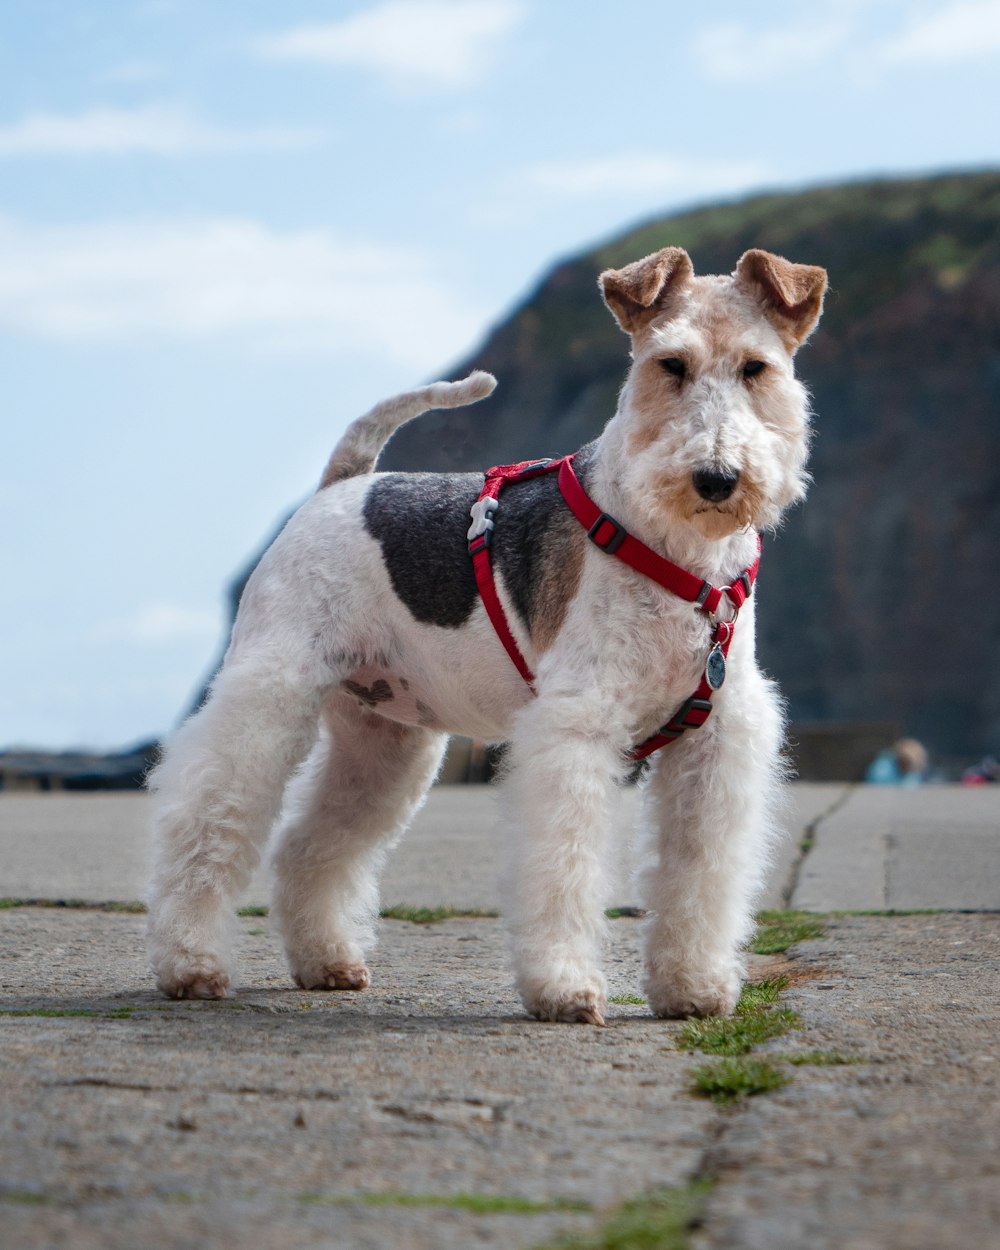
[2,0,999,751]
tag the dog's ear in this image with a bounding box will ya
[735,250,827,349]
[599,247,693,334]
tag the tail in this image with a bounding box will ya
[319,371,497,489]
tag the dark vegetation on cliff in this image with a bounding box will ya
[223,171,999,768]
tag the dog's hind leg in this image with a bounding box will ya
[639,671,785,1019]
[147,657,326,999]
[269,695,447,991]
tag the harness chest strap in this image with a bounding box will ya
[466,454,761,761]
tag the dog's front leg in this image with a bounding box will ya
[640,672,784,1018]
[501,693,625,1026]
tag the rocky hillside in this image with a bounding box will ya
[231,171,1000,769]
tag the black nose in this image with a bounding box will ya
[693,468,740,502]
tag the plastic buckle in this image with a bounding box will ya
[587,512,627,554]
[512,458,553,479]
[468,496,498,552]
[659,696,713,737]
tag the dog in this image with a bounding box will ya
[147,245,826,1024]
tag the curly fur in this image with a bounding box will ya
[147,247,826,1023]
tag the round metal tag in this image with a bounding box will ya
[705,643,726,691]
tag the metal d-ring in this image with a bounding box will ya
[706,586,741,628]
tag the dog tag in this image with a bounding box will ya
[705,643,726,691]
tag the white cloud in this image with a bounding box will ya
[253,0,524,90]
[523,152,770,199]
[881,0,1000,62]
[474,150,772,232]
[692,17,852,84]
[0,216,486,366]
[89,603,221,646]
[0,104,320,157]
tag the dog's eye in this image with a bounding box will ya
[742,360,767,380]
[660,357,686,380]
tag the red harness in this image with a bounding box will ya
[466,454,761,761]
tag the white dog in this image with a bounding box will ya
[147,246,826,1024]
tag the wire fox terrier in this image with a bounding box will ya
[147,246,826,1024]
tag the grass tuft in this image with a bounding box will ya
[608,993,647,1006]
[536,1180,712,1249]
[735,976,788,1012]
[379,906,499,924]
[749,910,825,955]
[782,1049,863,1067]
[678,1005,799,1057]
[0,897,149,913]
[0,1007,132,1019]
[689,1056,789,1104]
[297,1190,589,1214]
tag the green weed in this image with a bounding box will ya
[0,1007,132,1019]
[678,1005,799,1057]
[689,1057,789,1104]
[735,976,788,1011]
[379,906,499,924]
[0,897,148,913]
[749,911,825,954]
[297,1191,589,1214]
[782,1050,863,1067]
[535,1180,713,1249]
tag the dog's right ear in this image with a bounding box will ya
[599,247,693,334]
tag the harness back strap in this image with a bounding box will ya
[467,459,560,690]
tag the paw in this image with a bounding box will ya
[645,969,741,1019]
[156,957,231,1001]
[293,962,371,992]
[522,979,607,1026]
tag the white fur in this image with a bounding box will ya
[147,249,824,1023]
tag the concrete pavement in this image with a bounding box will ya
[1,781,998,1249]
[7,782,995,914]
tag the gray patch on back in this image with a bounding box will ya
[362,446,597,632]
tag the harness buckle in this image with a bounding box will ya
[658,696,713,737]
[587,512,627,554]
[511,458,554,478]
[468,496,498,551]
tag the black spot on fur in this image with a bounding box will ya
[343,678,394,706]
[364,473,482,627]
[362,446,598,632]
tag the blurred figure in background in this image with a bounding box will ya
[866,738,928,787]
[961,756,999,786]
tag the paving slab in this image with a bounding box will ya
[693,912,1000,1250]
[3,786,1000,1249]
[0,907,712,1250]
[0,783,826,913]
[792,785,1000,912]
